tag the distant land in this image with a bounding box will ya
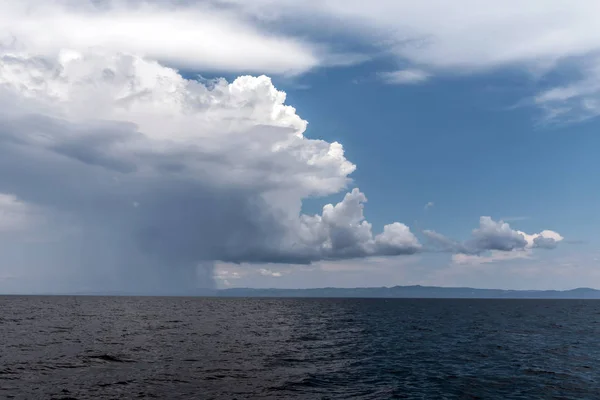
[216,285,600,299]
[12,285,600,299]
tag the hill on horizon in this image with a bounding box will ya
[16,284,600,299]
[216,285,600,299]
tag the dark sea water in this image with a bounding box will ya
[1,297,599,399]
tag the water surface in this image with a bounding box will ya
[1,297,598,399]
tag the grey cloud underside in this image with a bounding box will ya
[470,225,527,252]
[0,111,418,267]
[0,116,289,264]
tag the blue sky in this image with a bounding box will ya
[0,0,599,293]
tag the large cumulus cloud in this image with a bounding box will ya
[0,46,422,292]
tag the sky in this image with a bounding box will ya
[0,0,598,294]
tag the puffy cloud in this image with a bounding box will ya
[0,43,420,291]
[470,217,528,252]
[425,217,563,255]
[297,189,421,260]
[375,223,422,255]
[519,230,565,250]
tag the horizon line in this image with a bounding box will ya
[2,284,599,297]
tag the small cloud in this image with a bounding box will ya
[215,269,242,280]
[259,268,282,277]
[379,69,430,85]
[424,201,434,210]
[424,217,564,254]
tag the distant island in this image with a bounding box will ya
[26,285,600,299]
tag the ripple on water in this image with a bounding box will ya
[1,297,600,399]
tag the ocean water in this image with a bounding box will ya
[1,297,599,399]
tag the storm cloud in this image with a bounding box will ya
[0,47,422,292]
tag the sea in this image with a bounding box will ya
[1,296,599,399]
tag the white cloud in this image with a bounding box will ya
[223,0,600,70]
[424,201,434,210]
[0,0,320,75]
[425,217,563,255]
[379,69,430,84]
[518,229,564,250]
[299,189,421,259]
[259,268,282,277]
[215,269,242,281]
